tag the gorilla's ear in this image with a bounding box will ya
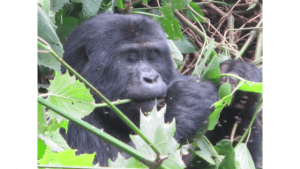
[62,41,89,74]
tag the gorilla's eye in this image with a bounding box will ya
[127,52,139,63]
[147,50,160,62]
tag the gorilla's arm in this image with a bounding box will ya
[164,75,219,144]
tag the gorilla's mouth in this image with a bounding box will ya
[131,95,166,113]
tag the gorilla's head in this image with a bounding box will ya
[63,14,177,119]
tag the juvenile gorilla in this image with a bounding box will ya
[60,14,262,167]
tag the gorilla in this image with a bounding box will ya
[60,13,262,167]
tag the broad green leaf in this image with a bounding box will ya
[46,119,69,134]
[56,17,78,44]
[50,0,69,12]
[218,82,232,100]
[156,5,183,40]
[234,144,255,169]
[167,40,183,69]
[72,0,103,18]
[182,2,206,22]
[247,3,257,11]
[38,139,47,160]
[38,103,46,135]
[201,56,220,84]
[173,35,198,53]
[38,147,95,166]
[192,136,219,165]
[38,6,64,71]
[217,139,237,169]
[46,71,95,122]
[238,81,262,93]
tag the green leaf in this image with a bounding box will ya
[238,81,262,93]
[218,82,232,100]
[217,139,237,169]
[38,147,95,166]
[38,139,47,160]
[182,2,206,23]
[247,3,257,11]
[192,136,218,165]
[109,153,147,168]
[72,0,103,18]
[38,103,46,135]
[201,55,220,84]
[156,5,183,40]
[173,35,198,54]
[56,16,78,44]
[111,105,186,168]
[207,101,222,130]
[234,144,256,169]
[113,0,124,9]
[50,0,69,12]
[39,128,71,152]
[46,71,95,122]
[218,54,230,64]
[167,40,183,69]
[38,5,64,71]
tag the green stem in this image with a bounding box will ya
[95,99,132,108]
[131,11,162,18]
[237,18,263,58]
[254,31,263,60]
[37,40,162,159]
[38,98,168,168]
[236,96,262,146]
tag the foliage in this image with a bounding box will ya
[38,0,263,168]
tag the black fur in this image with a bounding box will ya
[60,13,262,167]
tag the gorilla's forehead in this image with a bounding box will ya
[119,41,168,52]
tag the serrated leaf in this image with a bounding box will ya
[156,5,183,40]
[247,3,257,11]
[111,105,186,168]
[46,71,95,122]
[234,144,255,169]
[173,35,198,54]
[218,83,232,100]
[38,6,64,71]
[109,153,147,168]
[238,81,262,93]
[201,56,220,84]
[38,147,95,166]
[217,139,237,169]
[40,128,71,152]
[182,2,206,23]
[56,17,78,45]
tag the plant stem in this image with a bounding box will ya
[38,97,168,169]
[95,99,132,108]
[38,40,162,159]
[236,96,262,146]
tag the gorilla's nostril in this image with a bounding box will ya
[143,77,154,84]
